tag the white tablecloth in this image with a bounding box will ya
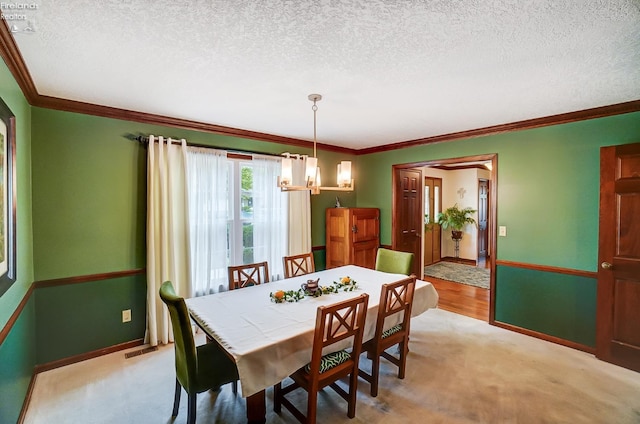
[185,265,439,397]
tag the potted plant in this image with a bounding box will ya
[437,204,477,240]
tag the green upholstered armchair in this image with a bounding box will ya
[374,248,414,275]
[159,281,239,424]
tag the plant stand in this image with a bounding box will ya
[453,238,460,261]
[451,231,463,262]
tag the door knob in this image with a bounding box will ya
[601,262,613,270]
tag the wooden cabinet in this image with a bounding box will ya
[325,208,380,269]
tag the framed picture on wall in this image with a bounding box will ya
[0,96,16,297]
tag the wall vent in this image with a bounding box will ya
[125,346,158,359]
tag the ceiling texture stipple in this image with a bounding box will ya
[7,0,640,149]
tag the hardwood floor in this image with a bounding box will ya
[428,277,489,321]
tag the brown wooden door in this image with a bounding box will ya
[433,179,442,263]
[393,167,423,276]
[477,179,489,261]
[596,142,640,372]
[423,177,442,266]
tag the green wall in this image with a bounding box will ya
[0,296,36,424]
[27,105,640,358]
[31,109,147,280]
[35,274,146,364]
[495,265,596,346]
[309,149,357,250]
[0,57,35,423]
[356,114,640,269]
[30,108,347,280]
[356,111,640,346]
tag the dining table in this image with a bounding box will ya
[185,264,439,424]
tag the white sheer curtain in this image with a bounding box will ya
[146,136,189,346]
[252,155,288,280]
[184,147,229,296]
[287,155,312,255]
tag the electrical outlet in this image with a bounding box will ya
[122,309,131,323]
[499,226,507,237]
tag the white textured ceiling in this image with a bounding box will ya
[8,0,640,150]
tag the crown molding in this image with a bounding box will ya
[357,99,640,155]
[32,94,356,154]
[2,22,638,157]
[0,19,38,103]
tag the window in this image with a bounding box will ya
[425,185,430,224]
[186,149,287,295]
[228,160,257,265]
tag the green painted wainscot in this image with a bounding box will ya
[35,274,147,364]
[0,296,37,424]
[495,265,597,347]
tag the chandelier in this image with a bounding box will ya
[277,94,354,195]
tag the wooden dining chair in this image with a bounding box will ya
[159,281,239,424]
[375,248,414,275]
[359,275,416,397]
[283,252,315,278]
[274,293,370,424]
[228,261,270,290]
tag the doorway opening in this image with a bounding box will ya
[392,154,497,322]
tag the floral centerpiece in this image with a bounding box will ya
[270,276,358,303]
[333,276,358,291]
[269,289,305,303]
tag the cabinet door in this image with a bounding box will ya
[326,209,348,268]
[352,239,379,269]
[351,209,379,243]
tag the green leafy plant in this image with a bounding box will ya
[437,204,477,239]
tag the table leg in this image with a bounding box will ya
[246,389,266,424]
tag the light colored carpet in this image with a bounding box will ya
[23,309,640,424]
[424,262,490,289]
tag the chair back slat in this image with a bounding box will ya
[309,294,369,375]
[375,276,416,339]
[324,304,359,345]
[228,261,270,290]
[283,253,315,278]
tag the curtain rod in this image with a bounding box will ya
[133,135,292,159]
